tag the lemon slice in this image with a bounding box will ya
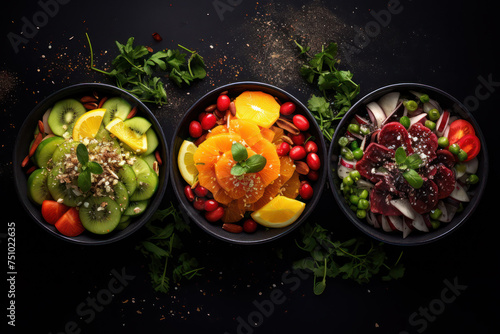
[105,118,147,154]
[72,109,106,141]
[251,195,305,228]
[178,140,198,186]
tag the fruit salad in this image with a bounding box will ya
[336,90,482,238]
[23,92,162,237]
[178,90,322,234]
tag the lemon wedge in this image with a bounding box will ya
[251,195,305,228]
[72,109,106,141]
[177,140,198,186]
[105,118,147,154]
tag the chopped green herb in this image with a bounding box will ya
[76,143,102,193]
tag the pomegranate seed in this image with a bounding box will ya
[184,185,195,202]
[189,120,203,138]
[292,114,310,131]
[243,219,258,233]
[280,102,296,115]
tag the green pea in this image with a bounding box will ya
[352,148,364,160]
[428,108,440,121]
[348,123,361,134]
[431,220,441,229]
[341,147,354,160]
[457,149,468,162]
[356,209,367,219]
[425,120,436,130]
[438,137,449,148]
[430,208,442,220]
[342,184,352,194]
[466,174,479,185]
[350,140,359,150]
[357,198,369,210]
[338,136,349,147]
[360,125,370,135]
[359,189,369,199]
[449,143,460,155]
[404,100,418,112]
[350,204,357,211]
[349,195,360,205]
[349,170,361,181]
[343,175,354,186]
[420,94,430,103]
[399,116,411,129]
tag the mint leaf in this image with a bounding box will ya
[78,169,91,193]
[231,142,248,162]
[87,161,104,175]
[230,164,247,176]
[244,154,267,173]
[403,169,423,189]
[406,153,423,170]
[76,143,89,165]
[395,147,407,165]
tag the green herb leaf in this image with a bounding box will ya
[231,142,248,162]
[230,164,247,177]
[406,153,423,170]
[395,147,407,165]
[77,169,91,193]
[403,169,424,189]
[87,161,103,175]
[244,154,267,173]
[76,143,89,166]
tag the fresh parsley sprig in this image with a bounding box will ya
[293,223,405,295]
[136,203,204,294]
[86,33,206,105]
[395,147,424,189]
[76,143,103,193]
[295,41,360,141]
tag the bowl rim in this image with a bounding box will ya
[13,82,169,245]
[170,81,328,245]
[328,82,489,246]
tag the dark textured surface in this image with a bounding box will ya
[1,1,499,333]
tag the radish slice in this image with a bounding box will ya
[410,90,423,99]
[379,215,392,232]
[354,114,370,125]
[381,101,404,126]
[409,113,427,128]
[390,198,416,219]
[449,183,470,202]
[436,201,450,223]
[387,215,403,231]
[403,217,413,238]
[340,157,356,169]
[366,211,375,226]
[411,213,429,232]
[465,158,479,174]
[435,110,450,137]
[337,164,353,179]
[378,92,400,117]
[42,108,53,135]
[366,102,386,128]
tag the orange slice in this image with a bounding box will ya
[251,138,280,186]
[280,171,300,199]
[222,199,246,223]
[206,124,228,138]
[228,118,263,147]
[251,195,305,228]
[250,177,282,211]
[234,91,280,128]
[194,132,242,172]
[72,109,105,141]
[279,155,296,184]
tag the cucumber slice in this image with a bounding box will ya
[117,164,137,196]
[102,97,132,125]
[141,153,156,170]
[124,117,152,137]
[46,168,86,207]
[130,158,158,201]
[27,168,52,205]
[143,128,159,156]
[123,200,149,216]
[79,196,121,234]
[34,136,65,168]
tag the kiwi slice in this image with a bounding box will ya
[116,216,131,231]
[143,128,159,156]
[47,168,86,207]
[79,196,121,234]
[47,99,86,136]
[141,154,156,170]
[130,158,158,201]
[34,136,65,168]
[105,181,129,212]
[124,117,152,137]
[102,97,132,125]
[51,140,80,166]
[123,200,149,216]
[117,164,137,195]
[27,168,52,205]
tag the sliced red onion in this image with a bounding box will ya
[378,91,400,117]
[366,102,386,128]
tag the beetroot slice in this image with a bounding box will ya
[408,122,439,162]
[364,143,395,162]
[369,181,402,216]
[378,122,413,153]
[408,178,439,214]
[434,149,456,169]
[433,164,456,199]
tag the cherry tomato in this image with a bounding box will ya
[448,120,475,145]
[299,182,314,200]
[290,133,305,146]
[193,198,206,211]
[194,185,209,197]
[205,206,225,222]
[304,141,318,153]
[201,113,217,130]
[243,219,258,233]
[306,153,321,170]
[280,102,296,115]
[184,185,195,202]
[189,120,203,138]
[217,94,231,112]
[292,114,310,131]
[204,199,219,212]
[276,142,290,156]
[289,146,306,160]
[456,134,481,162]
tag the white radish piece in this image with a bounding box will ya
[378,92,400,117]
[449,183,470,202]
[465,158,479,174]
[386,215,403,232]
[436,201,450,222]
[390,198,416,220]
[366,102,386,128]
[411,213,429,232]
[435,110,450,137]
[409,113,427,128]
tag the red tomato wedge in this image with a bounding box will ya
[55,207,85,237]
[41,200,70,225]
[456,134,481,162]
[448,119,475,145]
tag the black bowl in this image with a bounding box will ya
[170,81,327,244]
[328,83,489,246]
[13,83,169,245]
